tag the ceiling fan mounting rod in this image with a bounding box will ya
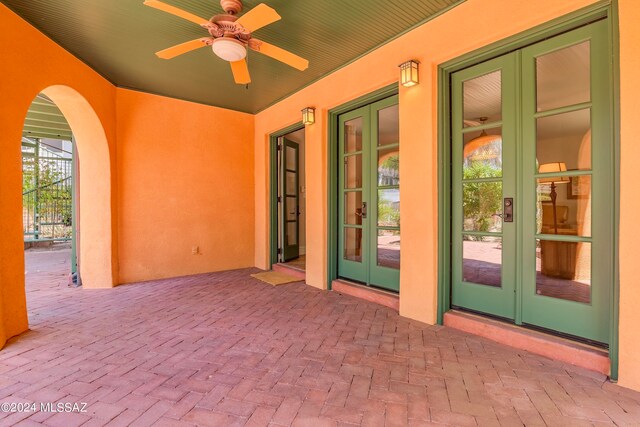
[220,0,243,15]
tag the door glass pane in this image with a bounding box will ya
[287,222,297,245]
[378,147,399,186]
[536,109,591,171]
[344,227,362,262]
[536,175,591,236]
[463,237,502,287]
[344,118,363,153]
[286,171,296,195]
[463,127,502,177]
[536,41,590,112]
[378,189,400,227]
[463,182,502,232]
[344,191,363,225]
[286,197,297,221]
[377,229,400,269]
[344,154,362,189]
[378,104,399,146]
[536,239,591,303]
[463,70,502,126]
[285,146,296,170]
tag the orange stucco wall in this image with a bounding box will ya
[254,0,640,390]
[0,3,118,347]
[116,89,255,283]
[617,0,640,391]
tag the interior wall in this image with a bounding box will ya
[116,89,255,283]
[0,3,118,348]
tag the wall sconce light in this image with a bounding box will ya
[399,60,419,87]
[302,107,316,125]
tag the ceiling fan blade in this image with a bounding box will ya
[230,59,251,84]
[235,3,281,32]
[251,39,309,71]
[143,0,209,25]
[156,38,211,59]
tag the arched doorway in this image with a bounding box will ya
[37,85,114,290]
[0,85,116,347]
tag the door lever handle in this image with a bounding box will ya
[503,198,513,222]
[361,202,367,219]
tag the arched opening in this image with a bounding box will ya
[21,86,114,299]
[39,85,114,289]
[22,93,77,309]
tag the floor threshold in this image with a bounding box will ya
[444,310,610,376]
[272,263,306,281]
[331,279,399,311]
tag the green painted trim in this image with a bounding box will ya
[437,0,617,342]
[71,137,78,275]
[255,1,467,115]
[327,84,398,290]
[608,0,620,382]
[269,122,304,269]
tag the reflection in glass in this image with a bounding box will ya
[378,104,399,146]
[286,197,297,221]
[285,146,296,170]
[344,118,363,153]
[344,154,362,189]
[344,227,362,262]
[463,70,502,126]
[344,191,363,225]
[287,222,297,245]
[536,175,591,236]
[536,109,591,170]
[377,229,400,269]
[463,182,502,232]
[378,147,399,186]
[286,171,296,195]
[463,237,502,287]
[536,239,591,303]
[536,41,590,112]
[463,127,502,177]
[378,189,400,227]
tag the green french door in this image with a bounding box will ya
[338,95,400,292]
[451,21,612,344]
[280,138,300,262]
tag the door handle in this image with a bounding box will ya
[503,198,513,222]
[361,202,367,219]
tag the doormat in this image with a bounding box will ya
[251,271,302,286]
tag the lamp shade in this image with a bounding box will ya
[538,162,570,184]
[211,38,247,62]
[302,107,315,125]
[399,60,419,87]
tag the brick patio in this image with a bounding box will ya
[1,248,639,426]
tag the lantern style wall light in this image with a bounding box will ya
[399,60,419,87]
[302,107,316,125]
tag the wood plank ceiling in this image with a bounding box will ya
[2,0,463,114]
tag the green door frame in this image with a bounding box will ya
[327,84,398,290]
[269,122,304,269]
[437,1,620,379]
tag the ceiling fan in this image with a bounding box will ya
[143,0,309,84]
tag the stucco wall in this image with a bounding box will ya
[116,89,255,283]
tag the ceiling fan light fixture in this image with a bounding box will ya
[211,38,247,62]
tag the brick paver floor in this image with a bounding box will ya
[1,247,639,426]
